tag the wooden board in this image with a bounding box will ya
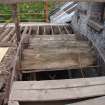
[21,34,95,71]
[8,101,19,105]
[9,77,105,101]
[0,47,9,62]
[69,96,105,105]
[21,49,95,70]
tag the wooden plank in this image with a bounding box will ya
[21,34,95,70]
[0,47,9,62]
[9,77,105,101]
[21,48,95,70]
[1,28,15,42]
[29,35,90,48]
[0,28,11,41]
[22,26,29,35]
[10,77,105,90]
[0,43,15,47]
[59,26,68,34]
[45,26,52,35]
[52,26,60,35]
[68,96,105,105]
[30,34,76,40]
[0,0,105,4]
[87,19,104,32]
[8,101,19,105]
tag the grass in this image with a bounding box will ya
[0,1,55,22]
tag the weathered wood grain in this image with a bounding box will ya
[69,96,105,105]
[9,77,105,101]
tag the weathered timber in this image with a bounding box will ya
[0,27,11,41]
[9,77,105,101]
[21,34,95,71]
[21,50,95,70]
[1,28,15,42]
[69,96,105,105]
[8,101,19,105]
[87,19,104,32]
[11,4,21,45]
[29,35,90,49]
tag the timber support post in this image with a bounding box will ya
[44,0,49,22]
[11,4,21,45]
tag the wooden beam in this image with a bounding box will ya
[9,77,105,101]
[44,0,49,22]
[11,4,21,45]
[0,0,105,4]
[1,28,15,42]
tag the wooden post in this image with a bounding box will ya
[11,4,21,45]
[44,0,49,22]
[11,4,22,67]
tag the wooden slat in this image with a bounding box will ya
[0,28,11,41]
[9,77,105,101]
[45,26,52,35]
[87,19,104,32]
[0,47,9,62]
[8,101,19,105]
[1,28,15,42]
[29,35,90,48]
[69,96,105,105]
